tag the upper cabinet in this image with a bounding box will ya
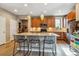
[66,11,76,21]
[47,17,55,27]
[31,16,55,28]
[31,17,41,27]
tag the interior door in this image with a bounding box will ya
[0,16,6,45]
[10,19,17,40]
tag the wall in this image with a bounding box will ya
[0,16,6,45]
[76,3,79,21]
[0,8,17,43]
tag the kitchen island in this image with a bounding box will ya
[14,32,59,56]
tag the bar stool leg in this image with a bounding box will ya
[27,40,30,55]
[30,43,32,55]
[19,42,21,55]
[52,44,56,56]
[43,40,45,56]
[28,41,31,56]
[54,44,57,56]
[23,41,26,56]
[28,41,32,56]
[25,40,29,56]
[39,40,41,56]
[27,40,29,51]
[13,41,16,56]
[13,41,21,56]
[52,41,54,56]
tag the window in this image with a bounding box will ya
[55,17,62,29]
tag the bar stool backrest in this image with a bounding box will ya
[45,36,55,44]
[27,36,40,43]
[27,36,39,40]
[46,36,55,40]
[14,35,25,42]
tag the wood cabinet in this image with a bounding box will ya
[54,32,66,40]
[66,11,76,21]
[31,16,55,28]
[31,17,41,27]
[48,17,55,27]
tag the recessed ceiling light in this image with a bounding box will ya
[58,10,61,13]
[24,4,28,7]
[30,11,33,14]
[44,10,47,13]
[14,9,18,12]
[44,3,47,5]
[40,14,44,20]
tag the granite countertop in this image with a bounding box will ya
[15,32,59,37]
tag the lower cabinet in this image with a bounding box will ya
[54,32,66,40]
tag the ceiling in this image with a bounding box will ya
[0,3,75,16]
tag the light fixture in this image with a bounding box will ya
[40,14,44,21]
[32,27,36,31]
[24,4,28,7]
[44,3,47,6]
[48,27,52,30]
[58,10,61,13]
[14,9,18,12]
[37,27,41,31]
[30,11,33,14]
[44,10,47,13]
[24,17,27,19]
[27,16,31,20]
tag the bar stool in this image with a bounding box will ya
[43,36,56,56]
[13,35,29,56]
[28,36,41,56]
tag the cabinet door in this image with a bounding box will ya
[32,18,41,27]
[66,11,75,21]
[0,16,6,45]
[47,17,55,27]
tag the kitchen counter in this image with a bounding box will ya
[15,32,59,37]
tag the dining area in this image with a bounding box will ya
[13,33,59,56]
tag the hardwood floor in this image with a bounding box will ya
[0,41,14,56]
[57,39,67,44]
[0,40,67,56]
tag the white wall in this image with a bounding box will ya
[0,8,17,43]
[76,3,79,21]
